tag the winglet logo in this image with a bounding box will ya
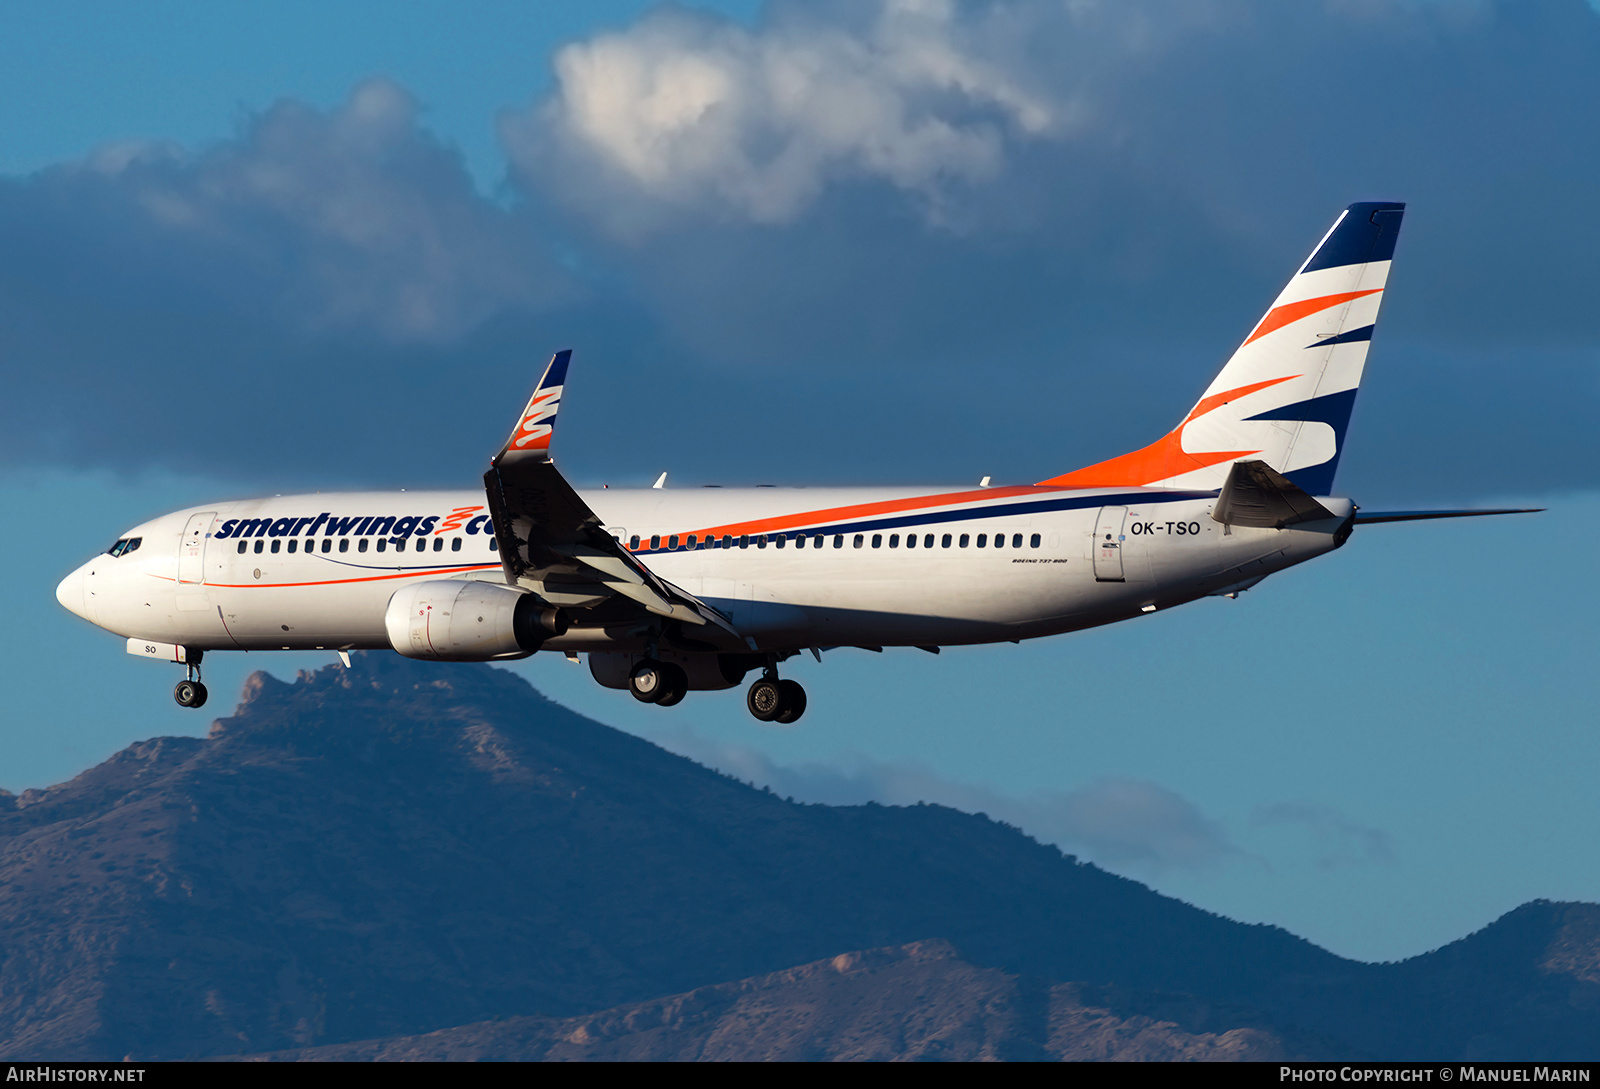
[435,505,485,534]
[512,386,562,451]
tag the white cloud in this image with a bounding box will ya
[506,0,1062,225]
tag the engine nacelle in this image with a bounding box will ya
[385,581,566,661]
[588,651,754,692]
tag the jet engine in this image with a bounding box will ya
[385,581,566,661]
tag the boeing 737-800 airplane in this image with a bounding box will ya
[56,202,1534,721]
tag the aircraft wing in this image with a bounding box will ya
[482,351,739,641]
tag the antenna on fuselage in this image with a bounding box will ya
[979,476,991,488]
[652,472,668,489]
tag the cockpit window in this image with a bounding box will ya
[105,537,142,557]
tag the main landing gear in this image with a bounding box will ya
[629,659,687,707]
[173,651,207,709]
[625,655,808,723]
[747,668,806,725]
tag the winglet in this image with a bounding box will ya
[497,350,572,464]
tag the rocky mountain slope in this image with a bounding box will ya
[1,653,1595,1060]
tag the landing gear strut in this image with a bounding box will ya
[173,652,207,709]
[747,665,806,724]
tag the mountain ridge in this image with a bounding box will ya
[0,653,1594,1060]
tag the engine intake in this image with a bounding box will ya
[385,581,565,661]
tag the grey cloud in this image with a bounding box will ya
[33,78,567,345]
[1252,801,1396,871]
[650,726,1242,876]
[5,1,1599,501]
[0,79,599,484]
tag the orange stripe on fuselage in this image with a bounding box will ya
[1036,375,1298,488]
[1243,289,1381,346]
[153,564,502,590]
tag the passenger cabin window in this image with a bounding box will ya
[757,535,768,549]
[629,535,641,550]
[1030,533,1041,548]
[959,534,970,548]
[376,539,387,552]
[853,534,864,548]
[237,541,248,555]
[489,538,499,552]
[994,534,1004,549]
[688,534,698,548]
[776,534,786,549]
[814,535,824,549]
[358,539,368,553]
[669,535,679,549]
[907,534,917,549]
[287,540,298,553]
[651,535,661,550]
[722,535,733,549]
[340,539,350,553]
[794,535,804,549]
[872,534,882,548]
[451,538,461,552]
[834,535,844,549]
[323,539,333,553]
[255,540,265,554]
[270,541,281,554]
[889,534,899,548]
[942,534,952,548]
[977,534,987,547]
[433,537,443,551]
[740,535,750,548]
[924,534,935,548]
[1013,533,1024,548]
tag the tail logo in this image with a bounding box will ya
[1244,289,1382,347]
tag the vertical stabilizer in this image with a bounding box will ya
[1041,202,1404,493]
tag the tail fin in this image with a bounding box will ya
[1040,202,1405,494]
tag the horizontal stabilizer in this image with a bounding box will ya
[1353,508,1542,525]
[1212,459,1336,528]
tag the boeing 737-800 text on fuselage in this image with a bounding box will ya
[55,203,1535,721]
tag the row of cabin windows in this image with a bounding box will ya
[235,536,497,555]
[627,531,1043,551]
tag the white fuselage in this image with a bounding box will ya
[56,484,1353,655]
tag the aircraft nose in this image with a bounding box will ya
[56,565,87,619]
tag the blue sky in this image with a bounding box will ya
[3,0,1597,964]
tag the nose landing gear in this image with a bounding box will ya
[173,652,207,709]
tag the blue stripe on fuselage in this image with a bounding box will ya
[630,490,1212,554]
